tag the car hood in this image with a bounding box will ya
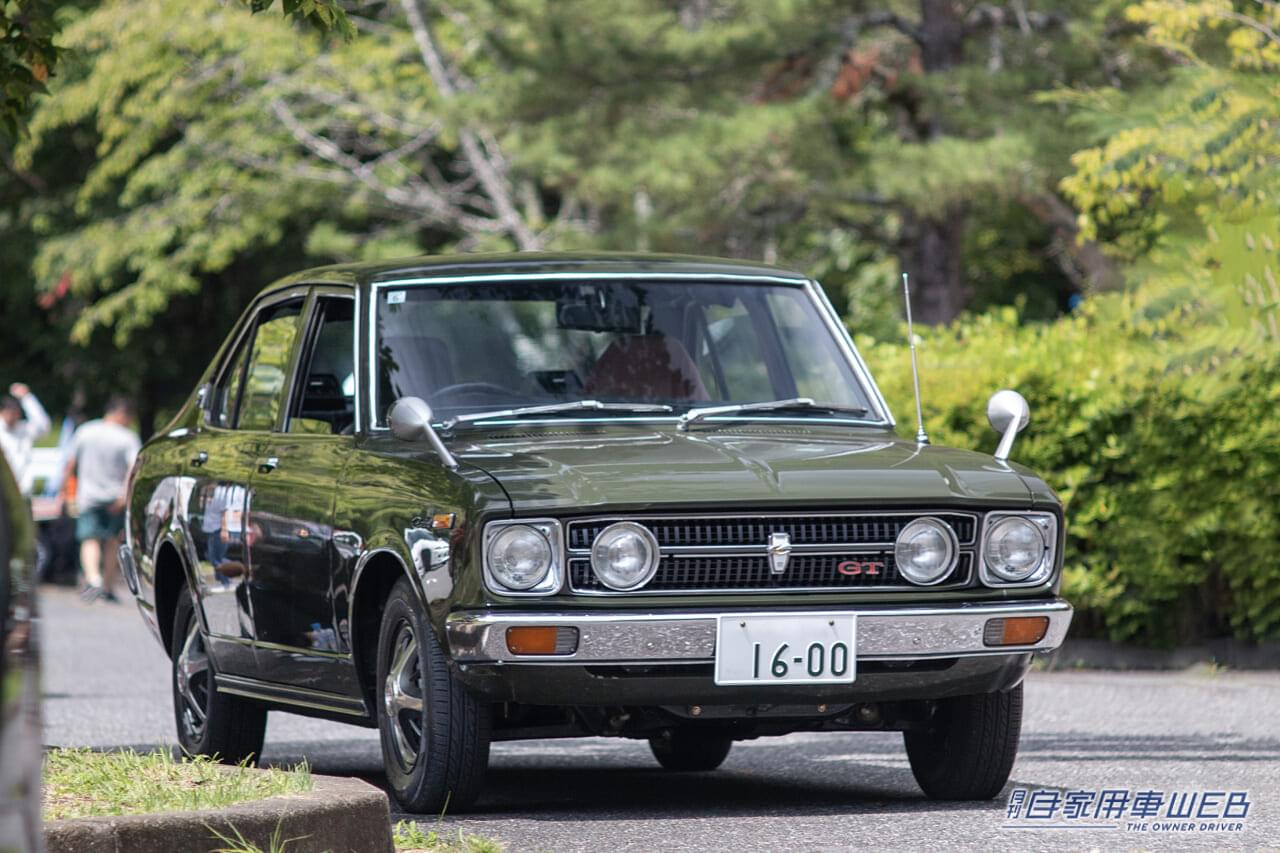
[452,422,1038,513]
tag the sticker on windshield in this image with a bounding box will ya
[386,290,406,305]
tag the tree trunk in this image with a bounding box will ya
[900,0,969,325]
[905,210,969,324]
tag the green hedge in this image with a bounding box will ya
[858,286,1280,646]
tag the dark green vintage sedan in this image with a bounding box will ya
[122,253,1071,812]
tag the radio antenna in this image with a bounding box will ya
[902,272,930,445]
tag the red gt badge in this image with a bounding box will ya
[837,559,885,576]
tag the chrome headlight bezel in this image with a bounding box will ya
[893,517,960,586]
[980,512,1058,587]
[483,519,564,596]
[589,521,661,591]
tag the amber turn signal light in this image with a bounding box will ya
[505,626,579,655]
[982,616,1049,647]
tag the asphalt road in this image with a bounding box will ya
[40,586,1280,852]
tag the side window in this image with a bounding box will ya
[237,299,305,431]
[211,333,251,428]
[290,296,356,435]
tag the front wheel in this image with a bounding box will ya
[903,684,1023,800]
[376,577,491,813]
[171,591,266,763]
[649,728,733,771]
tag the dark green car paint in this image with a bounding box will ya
[124,252,1064,726]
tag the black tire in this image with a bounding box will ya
[376,577,491,813]
[903,684,1023,800]
[171,590,266,764]
[649,728,734,771]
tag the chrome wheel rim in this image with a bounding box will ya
[176,618,210,742]
[383,621,425,771]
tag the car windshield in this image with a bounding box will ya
[373,279,876,425]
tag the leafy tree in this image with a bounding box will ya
[471,0,1144,323]
[0,0,353,137]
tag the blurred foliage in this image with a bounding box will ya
[867,210,1280,645]
[0,0,351,138]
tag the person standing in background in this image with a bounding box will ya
[0,383,52,498]
[65,396,140,602]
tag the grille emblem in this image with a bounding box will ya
[767,532,792,574]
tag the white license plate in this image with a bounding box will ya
[714,613,856,686]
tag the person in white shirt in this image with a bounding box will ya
[0,383,52,497]
[65,396,141,603]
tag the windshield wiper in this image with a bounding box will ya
[444,400,674,430]
[677,397,870,431]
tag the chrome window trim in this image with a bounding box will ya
[482,518,566,597]
[564,509,980,596]
[977,511,1059,588]
[365,272,893,433]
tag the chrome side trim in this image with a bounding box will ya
[214,674,368,717]
[445,599,1073,664]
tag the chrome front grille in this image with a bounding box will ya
[565,511,979,595]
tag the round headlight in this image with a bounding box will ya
[894,518,958,586]
[487,525,553,591]
[590,522,660,591]
[984,516,1047,582]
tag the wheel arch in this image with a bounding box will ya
[153,538,194,658]
[349,547,426,715]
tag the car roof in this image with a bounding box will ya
[261,252,809,296]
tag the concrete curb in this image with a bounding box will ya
[1044,638,1280,671]
[45,773,394,853]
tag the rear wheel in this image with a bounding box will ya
[171,591,266,763]
[376,577,491,813]
[649,728,733,771]
[903,685,1023,800]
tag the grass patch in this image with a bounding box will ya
[43,749,312,822]
[393,820,505,853]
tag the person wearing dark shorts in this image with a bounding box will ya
[66,397,140,602]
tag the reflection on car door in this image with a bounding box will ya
[248,292,359,695]
[186,295,305,678]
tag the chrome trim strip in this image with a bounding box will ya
[565,509,980,543]
[214,674,368,717]
[446,599,1072,664]
[563,559,974,596]
[377,271,810,286]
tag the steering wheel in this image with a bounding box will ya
[426,381,525,409]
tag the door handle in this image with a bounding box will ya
[190,450,209,467]
[257,456,279,473]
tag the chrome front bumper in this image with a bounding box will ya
[446,599,1072,664]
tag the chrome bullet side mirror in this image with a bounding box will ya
[987,390,1030,463]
